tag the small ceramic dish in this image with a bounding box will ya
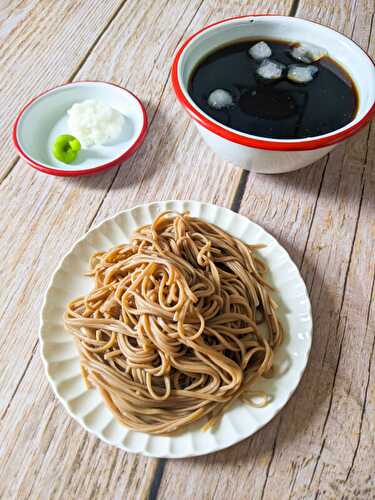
[13,81,148,176]
[172,15,375,174]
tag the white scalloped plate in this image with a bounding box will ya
[40,200,312,458]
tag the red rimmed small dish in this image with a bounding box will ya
[13,81,148,176]
[172,15,375,174]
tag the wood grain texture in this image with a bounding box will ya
[0,0,125,182]
[238,2,375,498]
[0,1,209,498]
[0,0,242,498]
[1,0,374,498]
[1,356,158,499]
[156,1,375,499]
[1,0,200,420]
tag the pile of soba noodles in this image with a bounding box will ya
[64,211,284,434]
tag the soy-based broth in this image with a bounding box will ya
[188,39,358,139]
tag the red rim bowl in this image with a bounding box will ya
[172,15,375,152]
[12,81,148,176]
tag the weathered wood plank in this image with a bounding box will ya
[0,0,242,498]
[242,1,375,497]
[309,146,375,499]
[251,136,374,500]
[0,0,125,181]
[0,355,158,500]
[0,0,203,419]
[0,1,211,498]
[157,1,375,499]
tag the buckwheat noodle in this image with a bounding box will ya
[64,211,284,434]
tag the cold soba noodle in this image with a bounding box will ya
[64,212,284,434]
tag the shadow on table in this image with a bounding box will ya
[62,102,168,191]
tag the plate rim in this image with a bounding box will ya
[12,81,148,177]
[39,200,313,458]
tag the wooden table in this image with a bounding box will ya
[1,1,374,498]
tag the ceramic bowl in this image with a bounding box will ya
[13,81,148,176]
[172,15,375,174]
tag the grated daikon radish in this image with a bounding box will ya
[249,41,272,61]
[256,59,285,80]
[67,100,124,147]
[287,64,318,83]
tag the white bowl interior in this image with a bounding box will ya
[179,16,375,143]
[16,82,145,172]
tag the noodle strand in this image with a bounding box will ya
[64,211,284,434]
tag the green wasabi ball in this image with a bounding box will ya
[53,134,81,163]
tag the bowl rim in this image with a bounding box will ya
[171,14,375,152]
[12,81,148,177]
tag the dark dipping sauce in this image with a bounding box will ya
[188,39,358,139]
